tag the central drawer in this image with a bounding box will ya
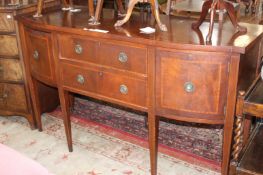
[60,62,147,108]
[58,34,147,75]
[0,59,23,82]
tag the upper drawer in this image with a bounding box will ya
[25,29,55,84]
[0,83,28,113]
[58,34,98,63]
[156,50,229,121]
[0,59,23,82]
[98,42,147,74]
[0,13,15,32]
[0,35,18,56]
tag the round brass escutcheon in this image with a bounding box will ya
[76,74,85,84]
[33,50,39,60]
[75,44,83,54]
[184,82,195,93]
[119,84,128,94]
[118,52,128,63]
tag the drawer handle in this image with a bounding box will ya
[118,52,128,63]
[76,74,85,84]
[0,93,8,101]
[120,84,128,94]
[6,15,12,19]
[75,44,83,54]
[184,82,195,93]
[33,50,39,60]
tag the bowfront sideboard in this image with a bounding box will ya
[17,8,263,175]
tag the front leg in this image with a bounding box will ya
[149,0,167,31]
[114,0,139,27]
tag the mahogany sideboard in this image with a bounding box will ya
[17,8,263,175]
[0,0,59,128]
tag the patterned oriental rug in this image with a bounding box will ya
[49,97,223,171]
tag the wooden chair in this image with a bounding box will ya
[231,65,263,174]
[192,0,247,43]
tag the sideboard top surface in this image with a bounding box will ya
[17,8,263,54]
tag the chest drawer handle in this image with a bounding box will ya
[33,50,39,60]
[76,74,85,84]
[118,52,128,63]
[0,93,8,101]
[120,84,128,94]
[6,15,12,19]
[75,44,83,54]
[184,82,195,93]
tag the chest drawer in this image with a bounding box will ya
[58,34,98,63]
[156,50,229,121]
[0,83,27,113]
[0,35,18,56]
[0,59,23,82]
[98,42,147,74]
[0,13,15,32]
[60,62,147,108]
[25,29,55,84]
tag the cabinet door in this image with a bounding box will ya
[156,49,229,123]
[25,28,55,84]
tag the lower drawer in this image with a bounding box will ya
[0,83,28,113]
[61,63,147,107]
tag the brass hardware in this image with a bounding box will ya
[0,93,8,100]
[6,15,12,19]
[118,52,128,63]
[75,44,83,54]
[33,50,39,60]
[119,84,128,94]
[76,74,85,84]
[184,82,195,93]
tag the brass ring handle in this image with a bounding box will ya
[261,66,263,80]
[75,44,83,54]
[76,74,85,84]
[119,84,128,94]
[118,52,128,63]
[33,50,39,60]
[184,82,195,93]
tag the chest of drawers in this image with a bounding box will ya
[0,0,59,128]
[17,9,263,175]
